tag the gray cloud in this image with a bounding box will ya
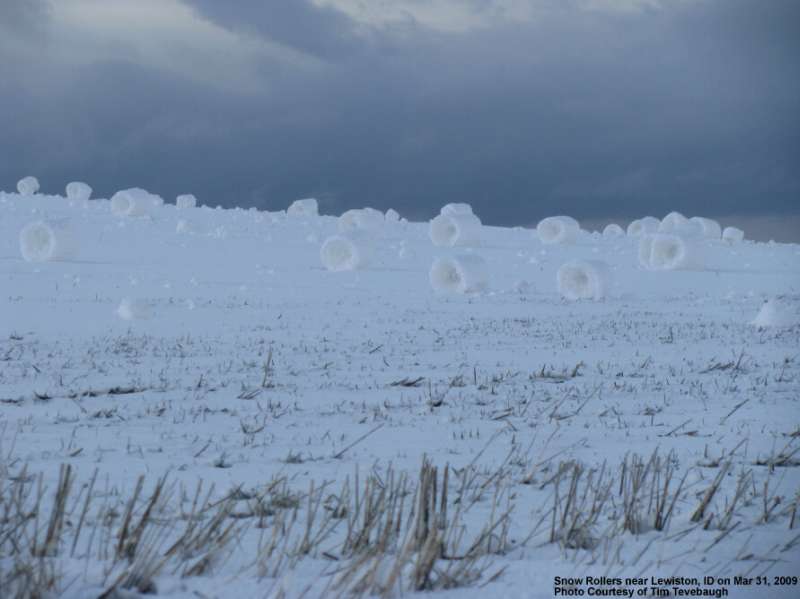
[0,0,50,34]
[185,0,363,59]
[1,0,798,240]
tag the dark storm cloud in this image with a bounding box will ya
[185,0,362,59]
[1,0,798,239]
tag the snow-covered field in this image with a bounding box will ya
[1,185,799,598]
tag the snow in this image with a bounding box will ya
[440,202,474,216]
[659,210,689,232]
[690,216,722,239]
[723,226,745,243]
[116,297,151,320]
[287,197,319,217]
[639,233,705,271]
[557,259,611,300]
[1,186,799,599]
[338,207,385,233]
[176,193,198,209]
[175,218,193,234]
[65,181,92,201]
[429,212,482,247]
[110,187,161,217]
[659,217,704,238]
[18,219,76,262]
[751,298,800,328]
[536,215,580,244]
[626,216,659,236]
[17,175,40,196]
[320,234,370,271]
[429,254,488,293]
[602,223,624,237]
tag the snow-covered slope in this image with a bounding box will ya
[1,188,799,598]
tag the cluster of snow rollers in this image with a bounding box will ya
[548,211,744,299]
[319,205,391,272]
[15,178,199,263]
[12,176,764,312]
[635,212,731,272]
[531,215,611,300]
[18,177,89,263]
[428,204,488,294]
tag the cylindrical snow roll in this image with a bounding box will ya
[287,198,319,217]
[338,208,385,233]
[627,216,659,237]
[646,234,704,270]
[320,235,371,271]
[66,181,92,201]
[658,211,696,235]
[176,194,197,209]
[440,203,473,216]
[536,216,580,245]
[429,254,488,294]
[689,217,721,239]
[602,223,624,238]
[360,207,384,222]
[658,217,703,238]
[557,260,611,301]
[19,220,77,262]
[429,213,482,247]
[338,209,360,232]
[17,176,40,196]
[110,188,156,217]
[722,226,744,243]
[638,235,655,268]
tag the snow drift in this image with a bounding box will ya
[429,254,488,294]
[722,227,744,243]
[287,198,318,218]
[429,213,482,247]
[536,216,580,245]
[639,234,704,271]
[320,235,371,271]
[19,220,76,262]
[176,194,197,209]
[626,216,659,237]
[110,188,160,217]
[17,176,40,196]
[557,260,611,301]
[66,181,92,201]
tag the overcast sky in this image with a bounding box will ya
[1,0,798,238]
